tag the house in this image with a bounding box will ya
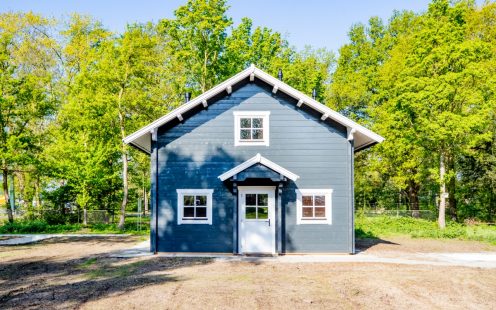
[124,65,384,254]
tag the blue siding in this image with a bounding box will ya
[154,80,353,253]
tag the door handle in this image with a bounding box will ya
[268,218,270,226]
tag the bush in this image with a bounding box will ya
[0,220,81,234]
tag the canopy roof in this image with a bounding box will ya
[124,65,384,153]
[218,153,299,182]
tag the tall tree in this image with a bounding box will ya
[0,13,58,222]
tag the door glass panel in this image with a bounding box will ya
[245,207,257,219]
[314,195,325,206]
[302,207,313,218]
[315,207,326,218]
[258,207,268,219]
[257,194,268,206]
[246,194,256,206]
[184,207,195,218]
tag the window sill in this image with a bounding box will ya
[178,219,211,225]
[296,219,332,225]
[235,140,269,146]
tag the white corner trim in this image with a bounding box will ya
[123,65,384,153]
[295,189,333,225]
[176,189,214,225]
[150,128,157,141]
[218,153,299,182]
[233,111,270,147]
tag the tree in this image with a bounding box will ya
[0,12,58,222]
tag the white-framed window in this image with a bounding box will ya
[233,111,270,146]
[176,189,213,225]
[295,189,333,225]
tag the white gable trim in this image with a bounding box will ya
[123,64,384,153]
[218,153,299,182]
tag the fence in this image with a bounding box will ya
[360,209,436,220]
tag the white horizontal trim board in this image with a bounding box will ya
[123,64,384,153]
[218,153,299,182]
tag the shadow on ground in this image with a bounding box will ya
[0,239,213,309]
[356,238,399,252]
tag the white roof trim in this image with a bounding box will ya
[123,64,384,153]
[218,153,299,182]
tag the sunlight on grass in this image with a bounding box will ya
[356,216,496,245]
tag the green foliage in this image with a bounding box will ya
[0,220,81,234]
[356,216,496,244]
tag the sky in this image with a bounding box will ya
[0,0,436,53]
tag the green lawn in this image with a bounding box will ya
[0,217,150,235]
[356,216,496,245]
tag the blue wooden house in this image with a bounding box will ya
[124,65,383,255]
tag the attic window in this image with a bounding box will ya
[233,111,270,146]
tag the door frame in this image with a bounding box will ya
[238,186,276,254]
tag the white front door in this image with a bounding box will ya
[238,186,276,254]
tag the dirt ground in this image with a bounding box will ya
[0,236,495,310]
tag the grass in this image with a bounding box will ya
[356,216,496,245]
[0,218,150,235]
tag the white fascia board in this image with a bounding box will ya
[124,64,384,153]
[253,68,385,144]
[122,65,256,149]
[218,153,299,182]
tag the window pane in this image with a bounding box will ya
[315,207,326,218]
[246,194,256,206]
[196,207,207,218]
[257,194,268,206]
[196,195,207,206]
[302,195,313,206]
[302,207,313,218]
[240,129,251,140]
[252,118,263,128]
[184,195,195,206]
[258,207,268,219]
[252,129,263,140]
[183,207,195,218]
[240,118,251,128]
[315,195,326,206]
[245,207,257,219]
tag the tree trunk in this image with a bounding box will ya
[438,153,447,229]
[118,151,128,230]
[35,176,42,215]
[83,208,87,225]
[447,157,457,221]
[144,189,148,215]
[2,168,13,222]
[408,181,420,218]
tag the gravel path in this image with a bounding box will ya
[111,239,496,269]
[0,233,130,245]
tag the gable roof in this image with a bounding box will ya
[218,153,299,182]
[123,64,384,153]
